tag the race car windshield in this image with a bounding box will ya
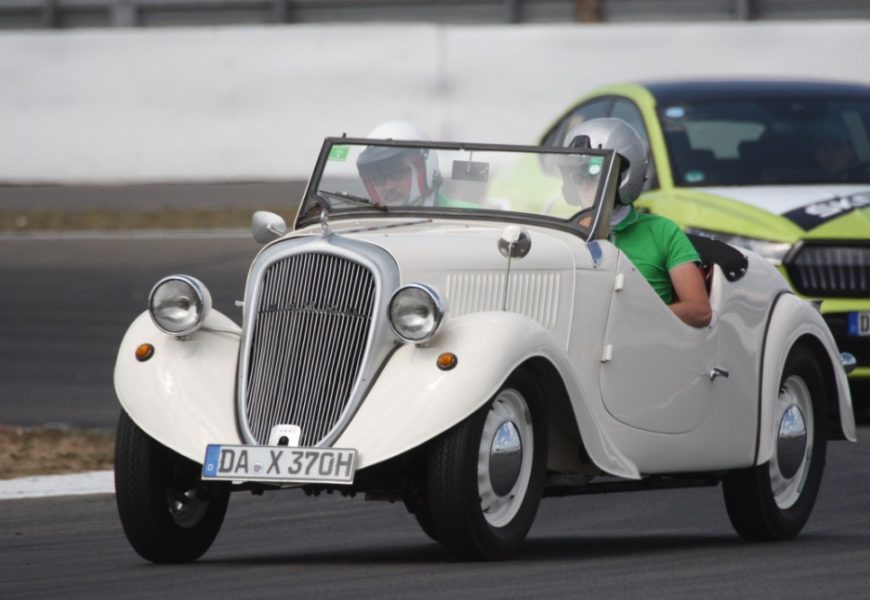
[297,139,610,229]
[660,97,870,186]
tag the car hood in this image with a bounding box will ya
[343,221,578,276]
[641,185,870,241]
[695,185,870,238]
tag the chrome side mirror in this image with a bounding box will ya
[252,211,287,244]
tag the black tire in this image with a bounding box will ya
[722,345,827,541]
[114,411,230,563]
[426,369,547,560]
[850,380,870,424]
[404,496,439,542]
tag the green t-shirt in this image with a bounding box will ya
[610,206,700,304]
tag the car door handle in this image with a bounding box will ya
[709,366,730,381]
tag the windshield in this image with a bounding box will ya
[659,97,870,186]
[296,139,612,231]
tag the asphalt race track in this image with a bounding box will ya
[1,428,869,599]
[0,231,261,428]
[2,192,869,598]
[0,182,304,429]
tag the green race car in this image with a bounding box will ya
[540,79,870,407]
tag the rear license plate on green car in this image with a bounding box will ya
[848,312,870,337]
[202,444,356,484]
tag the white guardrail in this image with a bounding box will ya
[1,21,868,184]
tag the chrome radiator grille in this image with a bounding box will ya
[785,244,870,298]
[244,252,376,446]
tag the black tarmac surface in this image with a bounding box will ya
[1,182,303,429]
[1,427,868,599]
[0,231,261,428]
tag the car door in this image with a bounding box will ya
[598,250,719,434]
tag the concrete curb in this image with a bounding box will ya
[0,470,114,501]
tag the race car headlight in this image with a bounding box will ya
[686,227,792,265]
[148,275,212,337]
[388,283,445,344]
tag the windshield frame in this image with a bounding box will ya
[294,136,620,240]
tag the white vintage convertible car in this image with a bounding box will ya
[113,137,856,563]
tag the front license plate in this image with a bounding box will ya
[202,444,356,485]
[848,312,870,337]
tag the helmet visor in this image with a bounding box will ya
[358,157,413,187]
[558,155,605,207]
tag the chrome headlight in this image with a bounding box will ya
[686,227,792,265]
[388,283,445,344]
[148,275,212,337]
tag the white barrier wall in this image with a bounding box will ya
[1,21,867,183]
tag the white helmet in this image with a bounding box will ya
[563,118,648,205]
[357,121,441,206]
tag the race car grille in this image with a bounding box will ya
[785,244,870,298]
[244,252,376,446]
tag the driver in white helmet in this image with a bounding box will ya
[356,121,444,207]
[564,118,712,328]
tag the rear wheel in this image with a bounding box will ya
[114,411,230,563]
[426,369,546,560]
[723,346,827,541]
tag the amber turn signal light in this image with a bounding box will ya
[135,343,155,362]
[436,352,458,371]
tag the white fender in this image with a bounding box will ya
[334,311,640,478]
[115,309,639,479]
[758,294,856,466]
[114,311,243,463]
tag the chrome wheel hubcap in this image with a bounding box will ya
[770,375,813,510]
[477,388,533,528]
[489,421,523,496]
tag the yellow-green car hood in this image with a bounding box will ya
[640,184,870,242]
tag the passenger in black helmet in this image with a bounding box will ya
[564,118,712,328]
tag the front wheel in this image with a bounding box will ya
[426,369,547,560]
[114,411,230,563]
[722,346,827,541]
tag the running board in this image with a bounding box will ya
[543,473,720,497]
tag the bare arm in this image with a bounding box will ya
[668,263,713,328]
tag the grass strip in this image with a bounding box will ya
[0,206,293,232]
[0,426,115,479]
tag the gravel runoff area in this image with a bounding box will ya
[0,425,114,481]
[0,425,116,499]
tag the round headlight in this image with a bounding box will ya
[148,275,212,337]
[388,283,445,343]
